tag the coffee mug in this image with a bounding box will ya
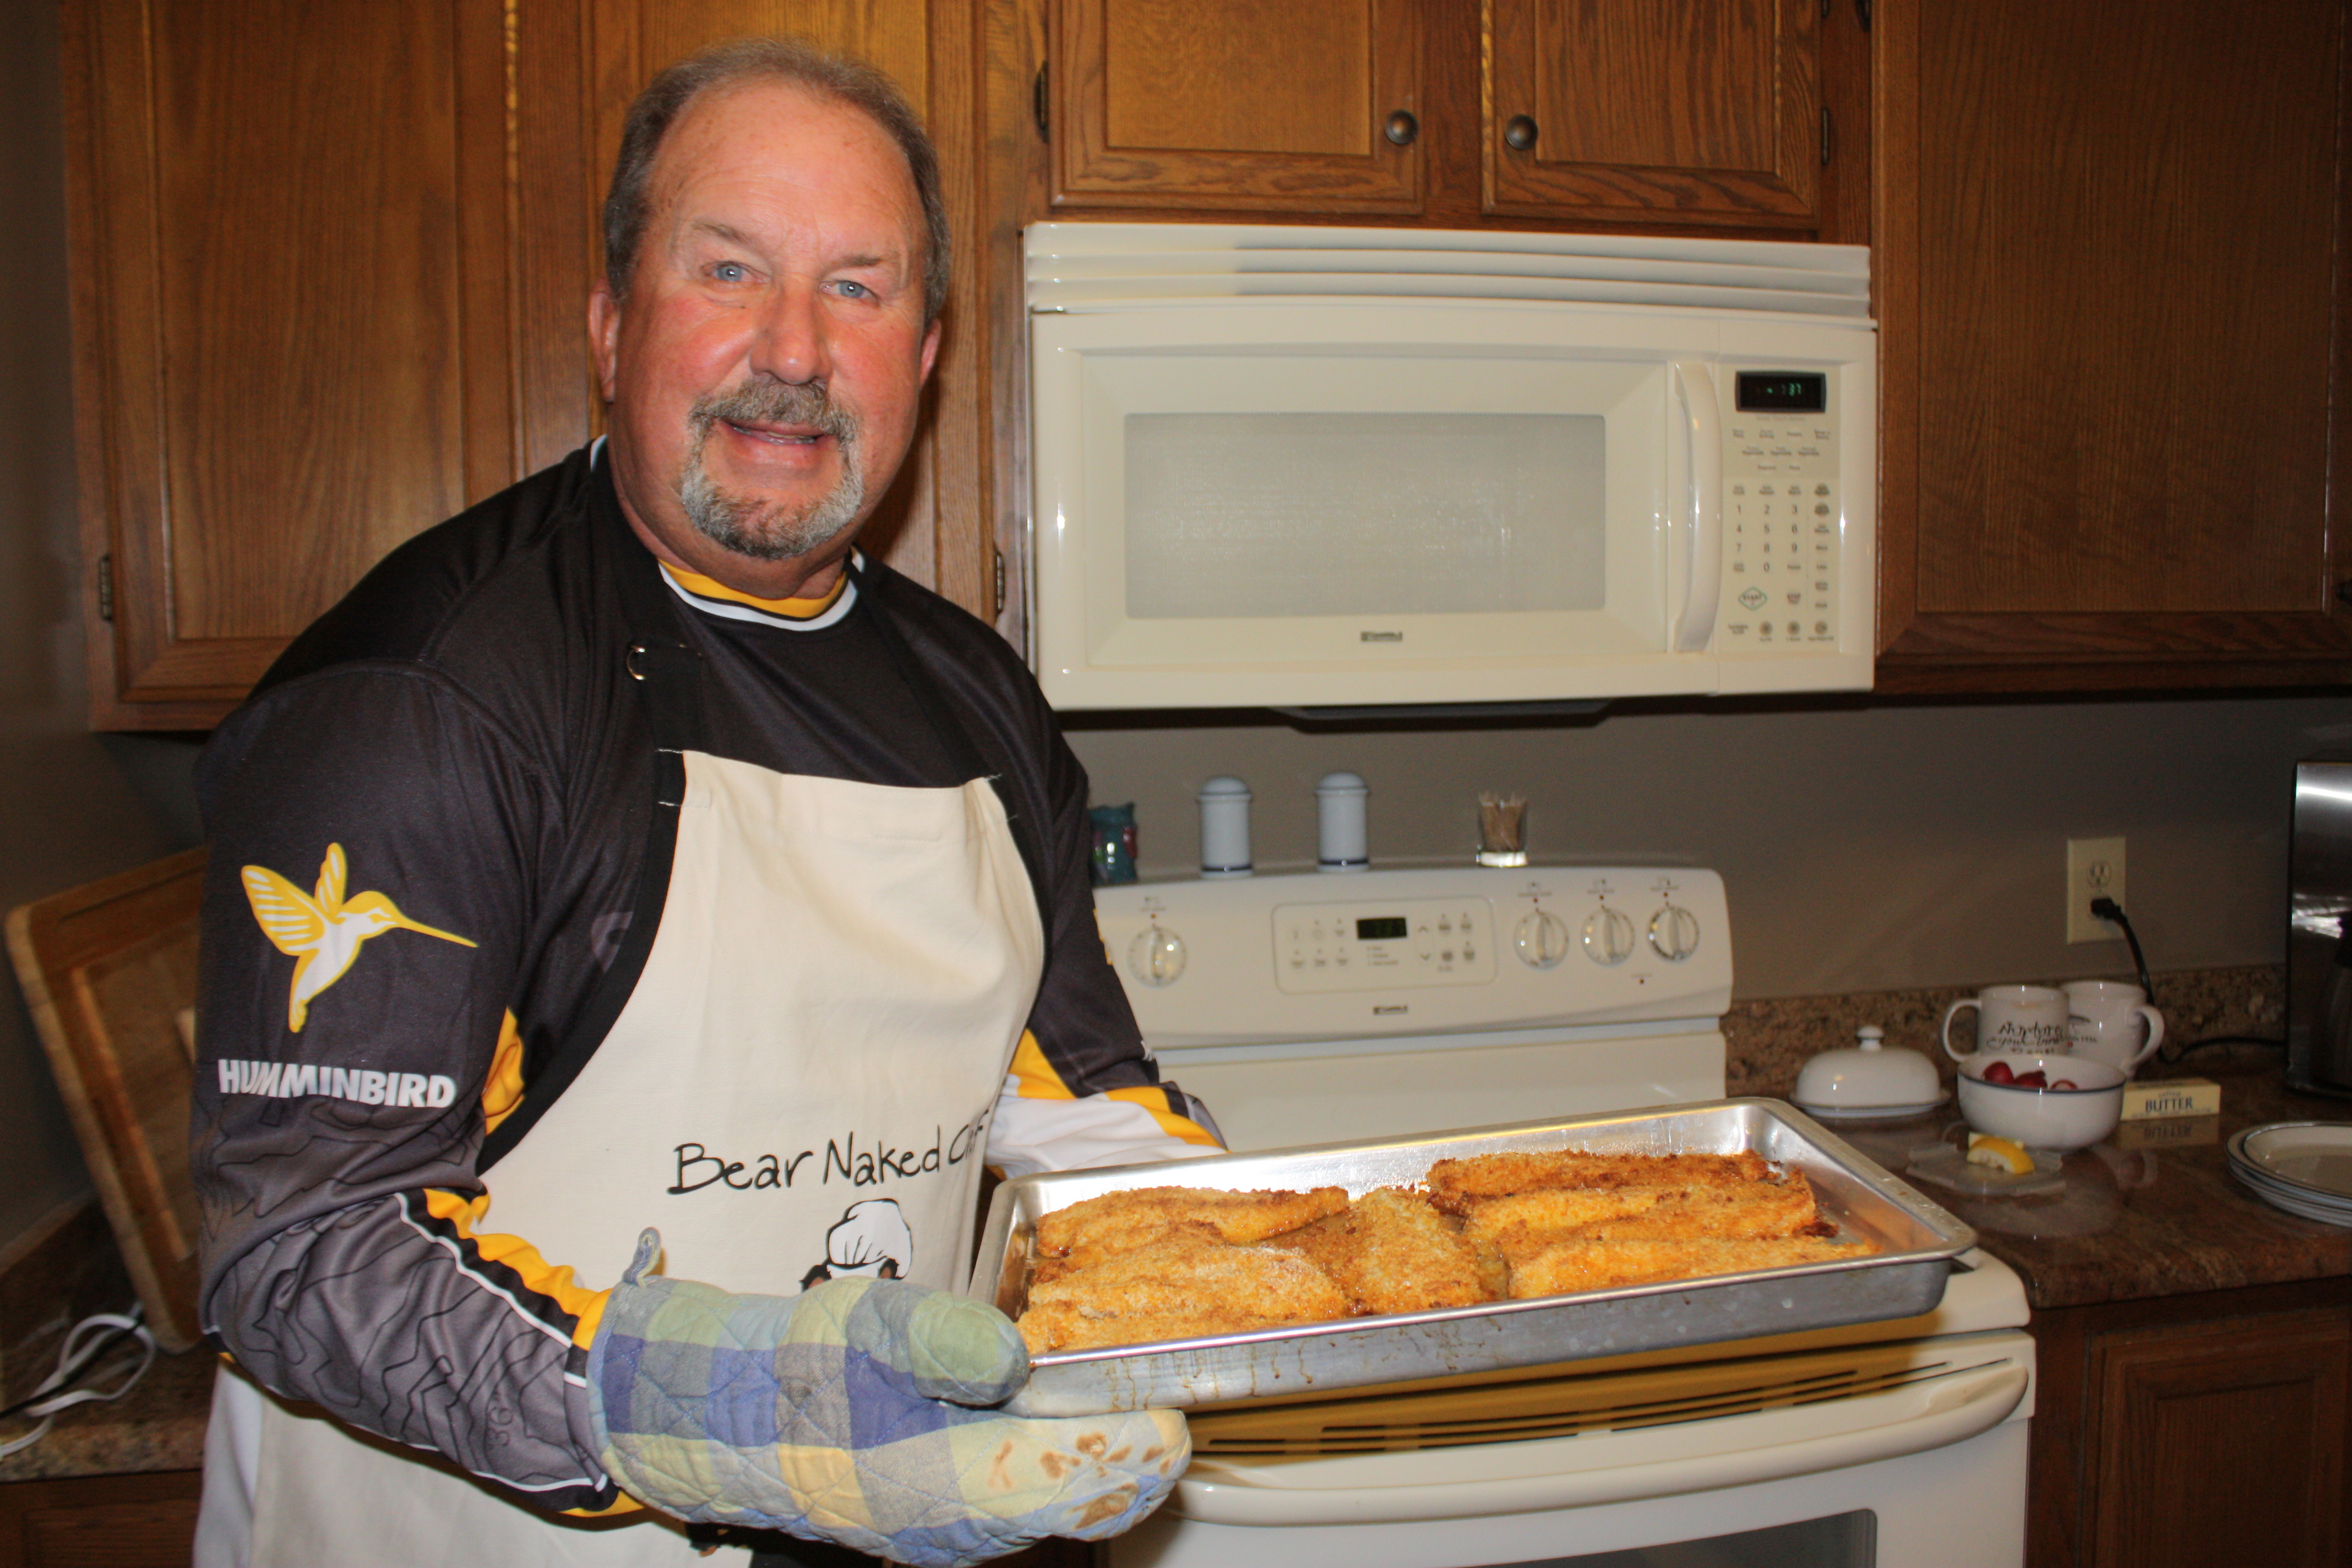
[1942,984,2072,1060]
[2065,979,2165,1074]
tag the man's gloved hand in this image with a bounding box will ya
[585,1231,1186,1567]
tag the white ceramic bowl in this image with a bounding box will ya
[1954,1052,2127,1151]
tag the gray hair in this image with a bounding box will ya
[602,37,949,326]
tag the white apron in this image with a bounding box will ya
[205,747,1045,1567]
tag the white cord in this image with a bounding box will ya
[0,1305,158,1460]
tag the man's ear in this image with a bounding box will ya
[588,281,623,401]
[918,318,941,386]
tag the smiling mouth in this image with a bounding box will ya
[694,380,856,453]
[722,418,830,447]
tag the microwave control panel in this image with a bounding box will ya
[1719,368,1839,653]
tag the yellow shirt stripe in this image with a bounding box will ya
[1006,1031,1221,1148]
[482,1010,526,1134]
[660,563,847,619]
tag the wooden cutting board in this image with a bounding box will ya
[6,850,206,1352]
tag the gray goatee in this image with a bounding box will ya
[677,380,864,562]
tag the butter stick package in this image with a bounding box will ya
[2120,1077,2220,1121]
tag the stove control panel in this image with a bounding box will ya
[1096,865,1730,1047]
[1272,897,1496,993]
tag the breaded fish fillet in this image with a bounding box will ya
[1269,1187,1501,1315]
[1464,1174,1826,1255]
[1032,1185,1350,1271]
[1019,1232,1352,1354]
[1018,1300,1322,1355]
[1426,1149,1773,1211]
[1507,1236,1871,1299]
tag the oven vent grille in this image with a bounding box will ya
[1189,1344,1959,1459]
[1026,222,1872,319]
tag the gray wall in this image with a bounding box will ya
[1068,692,2348,999]
[1,0,196,1250]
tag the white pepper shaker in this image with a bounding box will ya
[1315,771,1369,873]
[1196,775,1253,878]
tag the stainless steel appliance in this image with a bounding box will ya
[1084,865,2032,1568]
[2288,756,2352,1096]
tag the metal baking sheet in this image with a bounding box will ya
[971,1098,1975,1416]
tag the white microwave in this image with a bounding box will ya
[1024,224,1876,714]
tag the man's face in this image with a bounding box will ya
[590,80,940,592]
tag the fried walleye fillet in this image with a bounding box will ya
[1424,1148,1774,1210]
[1460,1173,1829,1255]
[1506,1236,1865,1299]
[1031,1185,1349,1275]
[1270,1187,1505,1314]
[1018,1231,1352,1353]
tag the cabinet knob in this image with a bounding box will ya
[1504,114,1538,152]
[1384,110,1418,148]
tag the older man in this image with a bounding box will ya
[190,37,1216,1568]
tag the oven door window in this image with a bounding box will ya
[1500,1510,1875,1567]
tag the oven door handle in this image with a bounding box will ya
[1172,1357,2028,1527]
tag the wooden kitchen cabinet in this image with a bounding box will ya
[1483,0,1822,230]
[0,1471,199,1568]
[1045,0,1424,215]
[1875,0,2352,692]
[63,0,987,731]
[2026,1278,2352,1568]
[1034,0,1858,235]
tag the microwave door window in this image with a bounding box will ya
[1121,412,1608,619]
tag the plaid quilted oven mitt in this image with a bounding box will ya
[586,1231,1187,1566]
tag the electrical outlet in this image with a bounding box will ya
[2066,837,2126,944]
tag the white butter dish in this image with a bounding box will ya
[1793,1025,1949,1119]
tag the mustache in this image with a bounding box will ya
[689,380,857,445]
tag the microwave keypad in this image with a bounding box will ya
[1721,406,1838,651]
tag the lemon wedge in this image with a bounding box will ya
[1966,1133,2033,1174]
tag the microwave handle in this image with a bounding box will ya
[1669,361,1722,653]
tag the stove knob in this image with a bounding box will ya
[1513,909,1570,969]
[1126,927,1187,987]
[1582,907,1635,966]
[1648,903,1701,961]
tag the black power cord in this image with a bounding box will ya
[2089,895,2288,1064]
[2088,895,2154,1005]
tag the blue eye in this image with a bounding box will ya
[711,262,748,282]
[835,280,871,300]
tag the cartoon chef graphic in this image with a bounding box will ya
[801,1199,914,1289]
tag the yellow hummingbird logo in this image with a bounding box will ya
[242,844,477,1032]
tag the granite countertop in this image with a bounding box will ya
[1813,1054,2352,1311]
[1724,968,2352,1312]
[0,1341,211,1483]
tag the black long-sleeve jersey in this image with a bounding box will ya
[190,447,1211,1511]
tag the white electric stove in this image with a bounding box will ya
[1090,866,2031,1568]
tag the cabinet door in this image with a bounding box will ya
[1046,0,1423,213]
[63,0,540,728]
[2087,1310,2348,1568]
[1876,0,2352,690]
[584,1,987,616]
[1483,0,1821,228]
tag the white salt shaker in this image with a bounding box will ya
[1316,771,1369,873]
[1196,775,1253,878]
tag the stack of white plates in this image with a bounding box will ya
[2227,1123,2352,1227]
